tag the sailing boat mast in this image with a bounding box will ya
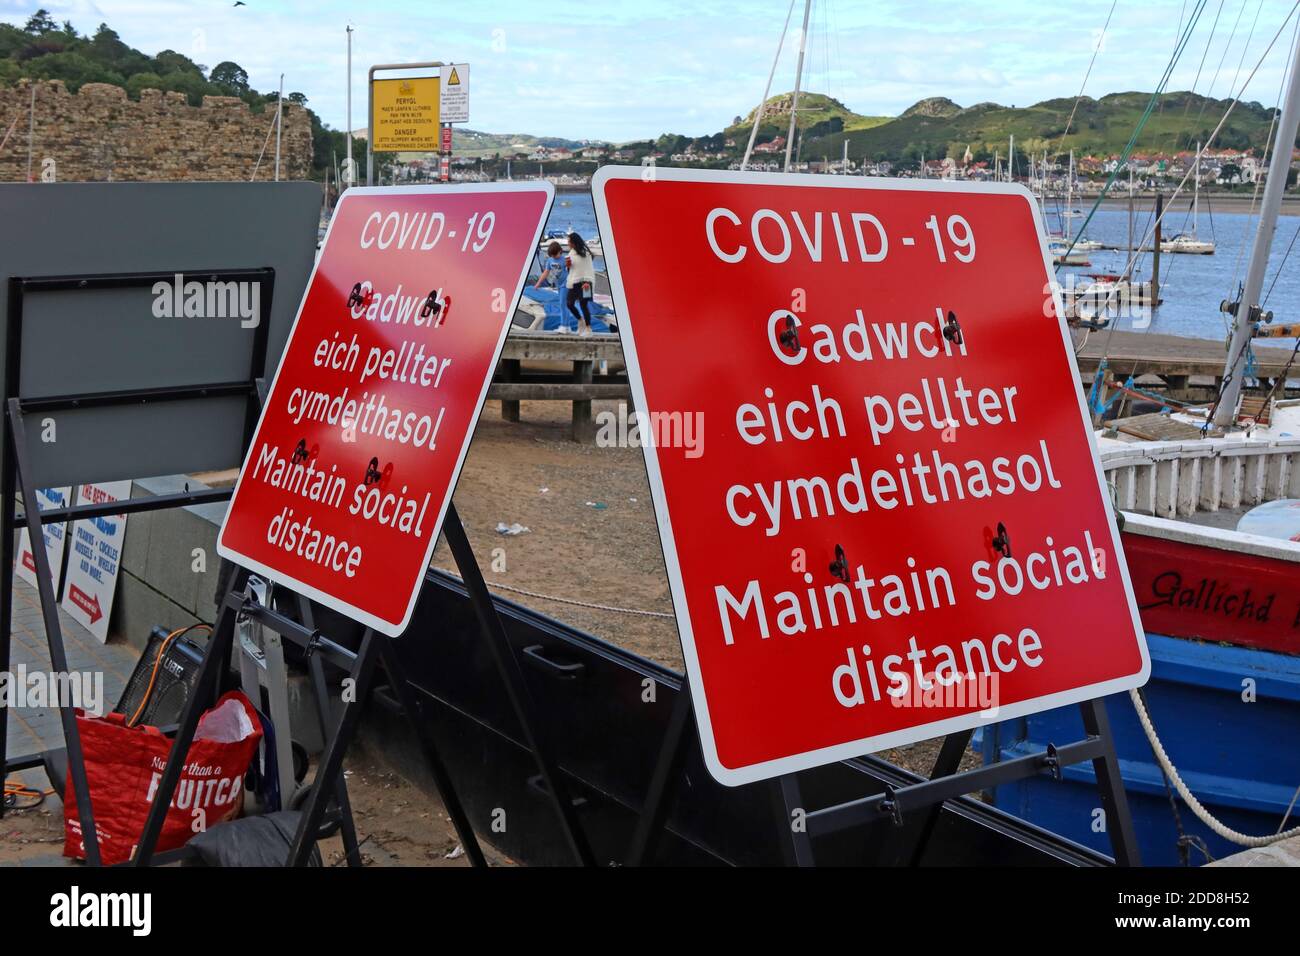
[784,0,813,173]
[1213,28,1300,428]
[1193,140,1200,238]
[741,0,797,171]
[1066,150,1074,242]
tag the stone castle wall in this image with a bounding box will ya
[0,79,313,182]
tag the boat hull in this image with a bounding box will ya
[978,634,1300,866]
[981,510,1300,865]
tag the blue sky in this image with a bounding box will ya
[4,0,1299,141]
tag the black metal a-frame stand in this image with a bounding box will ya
[625,687,1141,867]
[0,269,276,866]
[2,267,598,867]
[131,502,597,867]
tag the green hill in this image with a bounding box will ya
[451,129,586,159]
[801,91,1285,166]
[721,91,891,147]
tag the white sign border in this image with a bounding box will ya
[591,164,1150,788]
[217,181,555,638]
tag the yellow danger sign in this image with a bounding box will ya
[447,66,461,85]
[371,76,440,151]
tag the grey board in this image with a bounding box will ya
[0,182,320,487]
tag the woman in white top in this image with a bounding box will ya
[565,232,597,336]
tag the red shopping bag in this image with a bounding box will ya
[63,690,263,865]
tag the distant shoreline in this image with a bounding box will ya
[544,180,1300,216]
[1096,194,1300,216]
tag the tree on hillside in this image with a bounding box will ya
[210,60,250,94]
[24,10,58,35]
[152,49,200,76]
[87,23,148,73]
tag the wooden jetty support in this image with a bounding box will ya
[487,326,1297,441]
[1075,330,1297,386]
[490,329,630,441]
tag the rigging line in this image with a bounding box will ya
[1058,0,1210,270]
[1218,0,1274,301]
[1227,12,1298,298]
[1262,218,1300,304]
[1127,2,1298,292]
[1196,0,1251,117]
[1147,198,1198,295]
[1156,0,1204,122]
[741,0,798,172]
[820,0,831,106]
[1183,0,1228,118]
[1091,0,1300,358]
[1053,0,1119,162]
[1227,0,1268,97]
[1175,0,1191,62]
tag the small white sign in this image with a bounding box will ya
[60,481,131,643]
[440,63,469,123]
[15,486,72,592]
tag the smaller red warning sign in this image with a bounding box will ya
[218,183,553,636]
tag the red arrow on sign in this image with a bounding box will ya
[68,584,103,624]
[21,551,35,572]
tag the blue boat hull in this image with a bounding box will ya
[978,633,1300,865]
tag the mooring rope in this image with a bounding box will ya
[1129,687,1300,847]
[444,573,675,619]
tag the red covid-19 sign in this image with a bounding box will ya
[218,183,553,636]
[593,167,1148,786]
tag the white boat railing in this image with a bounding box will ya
[1099,437,1300,519]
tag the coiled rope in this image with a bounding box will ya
[1128,687,1300,847]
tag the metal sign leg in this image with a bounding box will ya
[442,502,596,866]
[285,631,380,866]
[877,729,975,866]
[294,595,362,866]
[777,774,816,866]
[133,575,244,865]
[0,410,15,819]
[4,399,102,863]
[624,687,693,866]
[1080,696,1142,866]
[284,627,488,867]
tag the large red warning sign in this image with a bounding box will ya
[219,183,553,636]
[593,167,1148,786]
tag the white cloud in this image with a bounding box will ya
[4,0,1297,141]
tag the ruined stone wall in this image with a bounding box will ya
[0,79,313,182]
